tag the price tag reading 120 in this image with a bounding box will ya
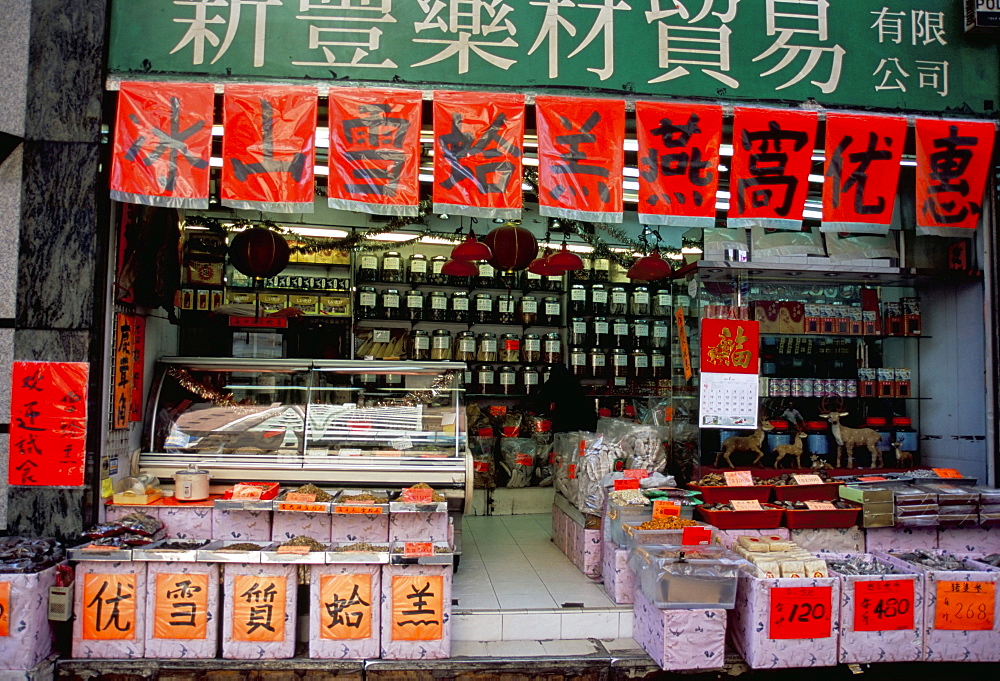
[769,586,833,639]
[854,579,915,631]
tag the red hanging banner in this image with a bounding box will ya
[636,102,722,227]
[728,108,818,230]
[112,313,134,430]
[328,88,423,217]
[915,119,995,236]
[700,319,759,375]
[821,114,907,234]
[536,96,625,223]
[9,361,88,487]
[222,85,318,213]
[129,315,146,422]
[110,81,213,209]
[432,91,524,220]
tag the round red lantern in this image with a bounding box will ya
[228,228,291,279]
[482,223,538,272]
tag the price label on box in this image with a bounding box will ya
[401,487,434,503]
[652,500,680,519]
[769,586,833,639]
[854,579,915,631]
[681,526,712,545]
[793,474,824,485]
[391,436,414,451]
[857,476,886,482]
[403,542,434,557]
[285,492,317,503]
[933,468,964,479]
[804,501,836,510]
[724,471,754,486]
[614,479,640,491]
[935,581,996,630]
[623,469,649,480]
[731,499,763,511]
[333,505,382,515]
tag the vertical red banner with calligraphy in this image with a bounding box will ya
[636,102,722,227]
[821,113,907,234]
[536,96,625,223]
[113,313,134,430]
[432,91,524,220]
[129,315,145,422]
[915,118,995,237]
[728,108,818,230]
[328,88,423,217]
[110,81,214,209]
[9,361,88,486]
[222,85,318,213]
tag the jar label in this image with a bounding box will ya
[479,371,495,383]
[459,339,476,352]
[635,356,649,368]
[476,298,492,311]
[432,261,445,274]
[654,325,668,338]
[572,321,586,333]
[571,352,586,365]
[545,303,560,315]
[453,298,469,310]
[544,340,560,352]
[433,337,450,349]
[525,339,541,351]
[386,374,402,385]
[614,323,628,335]
[500,373,515,386]
[383,257,400,270]
[612,291,627,304]
[614,376,627,386]
[415,337,430,350]
[652,355,666,367]
[361,256,378,269]
[521,300,537,313]
[524,373,539,385]
[591,355,606,366]
[657,293,672,306]
[481,340,498,353]
[478,263,495,276]
[592,290,608,303]
[634,292,650,305]
[571,289,586,301]
[613,354,628,366]
[594,321,608,334]
[676,295,691,307]
[407,295,423,307]
[410,260,427,273]
[359,293,376,306]
[383,294,399,307]
[634,324,649,336]
[595,259,610,270]
[431,297,447,309]
[499,299,514,313]
[527,271,541,280]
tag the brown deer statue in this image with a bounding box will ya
[714,422,774,468]
[773,431,808,469]
[818,411,881,468]
[810,454,833,471]
[890,441,914,468]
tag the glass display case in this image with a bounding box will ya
[140,358,470,500]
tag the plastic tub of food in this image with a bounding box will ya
[622,522,715,552]
[628,545,743,609]
[771,482,843,502]
[607,501,653,547]
[695,504,784,529]
[687,484,773,504]
[782,504,861,529]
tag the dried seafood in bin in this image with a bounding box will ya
[763,471,834,485]
[693,473,769,486]
[217,542,263,552]
[391,545,451,554]
[340,492,389,504]
[280,484,333,502]
[978,554,1000,567]
[608,489,650,506]
[336,543,389,552]
[634,517,701,530]
[279,536,326,552]
[0,537,64,573]
[895,549,964,571]
[827,556,899,576]
[155,540,209,551]
[409,482,446,502]
[772,500,855,510]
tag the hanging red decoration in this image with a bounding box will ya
[228,228,291,279]
[547,243,584,272]
[627,250,673,281]
[482,223,538,272]
[527,250,560,276]
[450,232,493,262]
[441,258,478,278]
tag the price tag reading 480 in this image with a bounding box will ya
[769,586,833,639]
[854,579,915,631]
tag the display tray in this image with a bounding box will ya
[68,543,133,562]
[781,505,861,529]
[389,501,449,514]
[771,482,843,502]
[331,489,390,515]
[622,523,716,552]
[271,499,332,513]
[326,542,391,564]
[214,498,276,512]
[131,538,211,562]
[687,484,773,504]
[260,546,328,564]
[388,541,453,565]
[695,505,783,530]
[196,540,274,563]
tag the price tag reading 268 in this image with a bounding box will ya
[769,586,833,639]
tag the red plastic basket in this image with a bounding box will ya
[771,482,843,502]
[688,484,774,504]
[781,504,861,529]
[695,504,784,529]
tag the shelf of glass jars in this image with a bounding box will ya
[356,279,567,294]
[760,333,929,341]
[354,317,564,331]
[227,285,351,295]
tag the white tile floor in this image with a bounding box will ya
[452,513,633,642]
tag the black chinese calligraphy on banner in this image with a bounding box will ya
[915,118,996,237]
[9,361,88,487]
[432,91,525,220]
[729,108,818,230]
[113,313,133,430]
[328,88,423,217]
[153,573,209,640]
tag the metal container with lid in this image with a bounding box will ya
[609,286,628,315]
[524,269,545,291]
[632,319,650,349]
[518,295,538,325]
[429,255,449,285]
[427,290,448,321]
[631,286,651,316]
[631,349,650,380]
[381,251,403,282]
[381,288,402,320]
[654,287,672,317]
[611,348,629,378]
[477,332,498,362]
[521,365,541,389]
[546,274,563,291]
[405,289,424,321]
[591,317,610,346]
[650,349,666,379]
[542,296,561,325]
[542,332,562,364]
[450,290,470,323]
[410,330,430,360]
[574,255,592,283]
[612,317,630,348]
[474,293,495,324]
[569,284,588,315]
[498,365,518,395]
[497,294,516,324]
[651,319,670,348]
[357,286,378,319]
[454,330,476,361]
[500,333,521,362]
[593,257,611,283]
[590,284,609,315]
[570,347,588,377]
[431,329,452,360]
[568,317,588,346]
[496,269,519,290]
[407,252,428,284]
[589,347,607,378]
[174,463,211,501]
[357,254,379,283]
[521,333,541,363]
[476,261,495,289]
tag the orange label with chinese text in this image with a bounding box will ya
[934,581,995,630]
[933,468,964,479]
[732,499,763,511]
[0,582,9,636]
[401,487,434,503]
[724,471,754,486]
[652,501,680,519]
[83,573,137,640]
[153,573,208,640]
[285,492,317,502]
[391,575,443,642]
[276,503,326,513]
[232,575,287,642]
[112,313,134,430]
[320,574,372,640]
[675,307,692,381]
[334,506,383,515]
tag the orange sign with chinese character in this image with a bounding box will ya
[701,319,759,375]
[0,582,9,636]
[232,575,287,642]
[113,313,134,430]
[675,307,692,381]
[390,575,443,642]
[934,581,995,631]
[83,573,137,640]
[319,574,373,640]
[153,573,209,640]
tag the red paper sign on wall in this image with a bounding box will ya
[700,319,759,375]
[327,88,423,217]
[769,586,833,639]
[112,313,134,430]
[729,108,818,230]
[636,102,722,227]
[222,84,317,212]
[9,361,88,487]
[536,96,625,223]
[110,81,214,209]
[854,579,915,632]
[433,91,524,220]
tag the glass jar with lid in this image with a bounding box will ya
[476,364,496,394]
[477,332,498,362]
[569,284,588,315]
[381,288,402,320]
[498,365,518,396]
[357,286,378,319]
[431,329,452,360]
[568,317,588,346]
[650,349,666,380]
[631,286,651,316]
[589,347,607,378]
[651,319,669,348]
[524,269,545,291]
[521,333,541,363]
[518,295,538,325]
[610,348,629,378]
[591,317,610,346]
[454,331,476,362]
[427,290,449,322]
[497,294,516,324]
[450,291,470,323]
[521,365,541,390]
[410,330,430,360]
[573,255,592,283]
[475,261,495,289]
[590,284,609,316]
[405,289,424,322]
[407,253,428,284]
[609,286,628,315]
[496,269,519,290]
[542,333,562,364]
[357,253,379,283]
[631,319,650,349]
[429,255,449,285]
[611,317,630,348]
[384,372,403,389]
[541,296,561,325]
[569,347,588,378]
[500,333,520,362]
[631,349,651,380]
[358,372,379,390]
[473,293,494,324]
[593,256,611,283]
[653,287,672,317]
[546,273,563,291]
[380,251,403,283]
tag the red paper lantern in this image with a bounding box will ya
[627,249,673,281]
[451,232,493,262]
[228,228,291,279]
[441,258,478,277]
[482,223,538,272]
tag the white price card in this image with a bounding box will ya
[804,501,836,510]
[724,471,755,486]
[373,329,391,343]
[731,499,763,511]
[390,436,414,451]
[792,474,825,485]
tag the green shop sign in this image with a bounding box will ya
[108,0,999,114]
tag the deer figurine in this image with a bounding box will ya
[810,454,833,471]
[819,411,881,469]
[773,431,808,469]
[891,441,914,468]
[714,422,774,468]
